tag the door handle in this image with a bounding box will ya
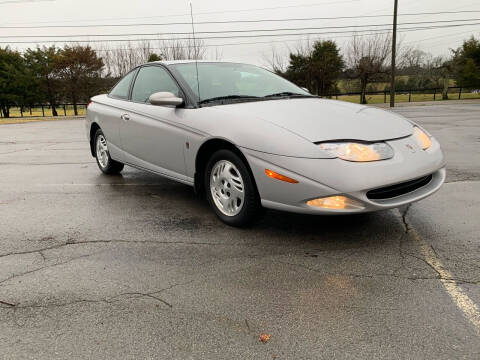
[121,114,130,121]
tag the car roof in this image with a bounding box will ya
[150,60,251,66]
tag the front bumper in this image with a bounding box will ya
[242,136,446,214]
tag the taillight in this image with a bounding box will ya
[87,101,92,108]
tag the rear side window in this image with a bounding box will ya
[110,70,136,99]
[131,66,180,103]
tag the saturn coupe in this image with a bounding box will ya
[86,61,446,226]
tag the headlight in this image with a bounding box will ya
[318,142,394,162]
[412,126,432,150]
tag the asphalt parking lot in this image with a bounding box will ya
[1,103,480,359]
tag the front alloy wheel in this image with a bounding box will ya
[210,160,245,216]
[205,149,261,227]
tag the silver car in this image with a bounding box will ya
[86,61,446,226]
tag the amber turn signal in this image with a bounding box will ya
[265,169,298,184]
[413,127,432,150]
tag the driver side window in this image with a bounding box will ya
[131,66,180,103]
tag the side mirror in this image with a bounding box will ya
[301,87,310,93]
[149,92,184,107]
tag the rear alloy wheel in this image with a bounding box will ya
[205,149,261,227]
[94,129,124,174]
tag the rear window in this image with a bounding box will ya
[110,70,136,99]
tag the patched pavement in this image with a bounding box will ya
[1,104,479,359]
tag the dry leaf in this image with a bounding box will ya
[259,333,271,343]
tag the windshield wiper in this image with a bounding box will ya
[198,95,260,104]
[264,92,313,98]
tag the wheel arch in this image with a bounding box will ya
[89,122,101,157]
[194,138,258,196]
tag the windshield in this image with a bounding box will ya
[171,62,310,103]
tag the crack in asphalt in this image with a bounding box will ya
[0,264,257,312]
[0,239,235,260]
[0,279,194,310]
[275,207,480,286]
[0,250,105,288]
[399,206,479,285]
[401,204,413,234]
[398,207,480,335]
[0,300,15,307]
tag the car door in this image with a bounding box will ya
[119,65,188,181]
[99,69,137,163]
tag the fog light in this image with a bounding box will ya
[306,196,364,210]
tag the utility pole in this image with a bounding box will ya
[390,0,398,107]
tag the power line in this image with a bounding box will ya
[94,31,396,53]
[0,0,360,25]
[2,18,479,39]
[94,26,478,53]
[0,0,53,4]
[2,10,480,29]
[188,0,361,15]
[405,28,480,44]
[2,22,479,44]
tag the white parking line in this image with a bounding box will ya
[403,214,480,336]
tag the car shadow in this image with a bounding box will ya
[100,168,403,250]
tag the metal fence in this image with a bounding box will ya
[0,103,88,119]
[327,86,480,103]
[1,86,479,118]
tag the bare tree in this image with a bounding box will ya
[96,38,207,77]
[401,46,427,70]
[98,41,151,77]
[424,55,452,99]
[345,33,392,104]
[211,46,223,61]
[157,38,207,61]
[263,46,288,73]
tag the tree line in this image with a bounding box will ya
[267,34,480,104]
[0,35,479,117]
[0,45,108,118]
[0,39,210,118]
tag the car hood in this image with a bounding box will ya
[213,98,413,142]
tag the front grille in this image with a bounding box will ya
[366,174,433,200]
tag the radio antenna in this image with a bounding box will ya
[190,3,201,103]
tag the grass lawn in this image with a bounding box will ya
[1,91,480,119]
[334,91,480,104]
[337,77,457,93]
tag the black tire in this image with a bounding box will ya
[204,149,262,227]
[94,129,124,175]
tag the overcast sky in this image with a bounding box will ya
[1,0,479,66]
